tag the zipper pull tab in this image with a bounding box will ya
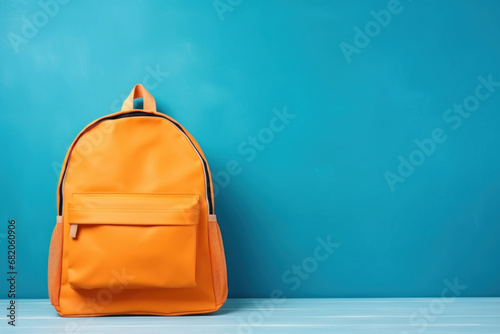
[70,224,78,238]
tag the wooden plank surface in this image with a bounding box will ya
[1,298,499,333]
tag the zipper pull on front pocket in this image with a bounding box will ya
[70,224,78,238]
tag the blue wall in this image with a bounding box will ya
[1,0,499,298]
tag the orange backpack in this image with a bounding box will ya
[48,84,227,316]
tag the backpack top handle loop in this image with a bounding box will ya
[121,84,156,111]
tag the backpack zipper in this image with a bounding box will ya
[58,112,213,216]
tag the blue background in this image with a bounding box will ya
[1,0,499,298]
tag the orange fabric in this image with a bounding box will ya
[48,217,63,307]
[121,84,156,111]
[68,194,199,229]
[208,216,228,307]
[48,85,227,316]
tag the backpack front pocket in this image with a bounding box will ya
[67,193,200,290]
